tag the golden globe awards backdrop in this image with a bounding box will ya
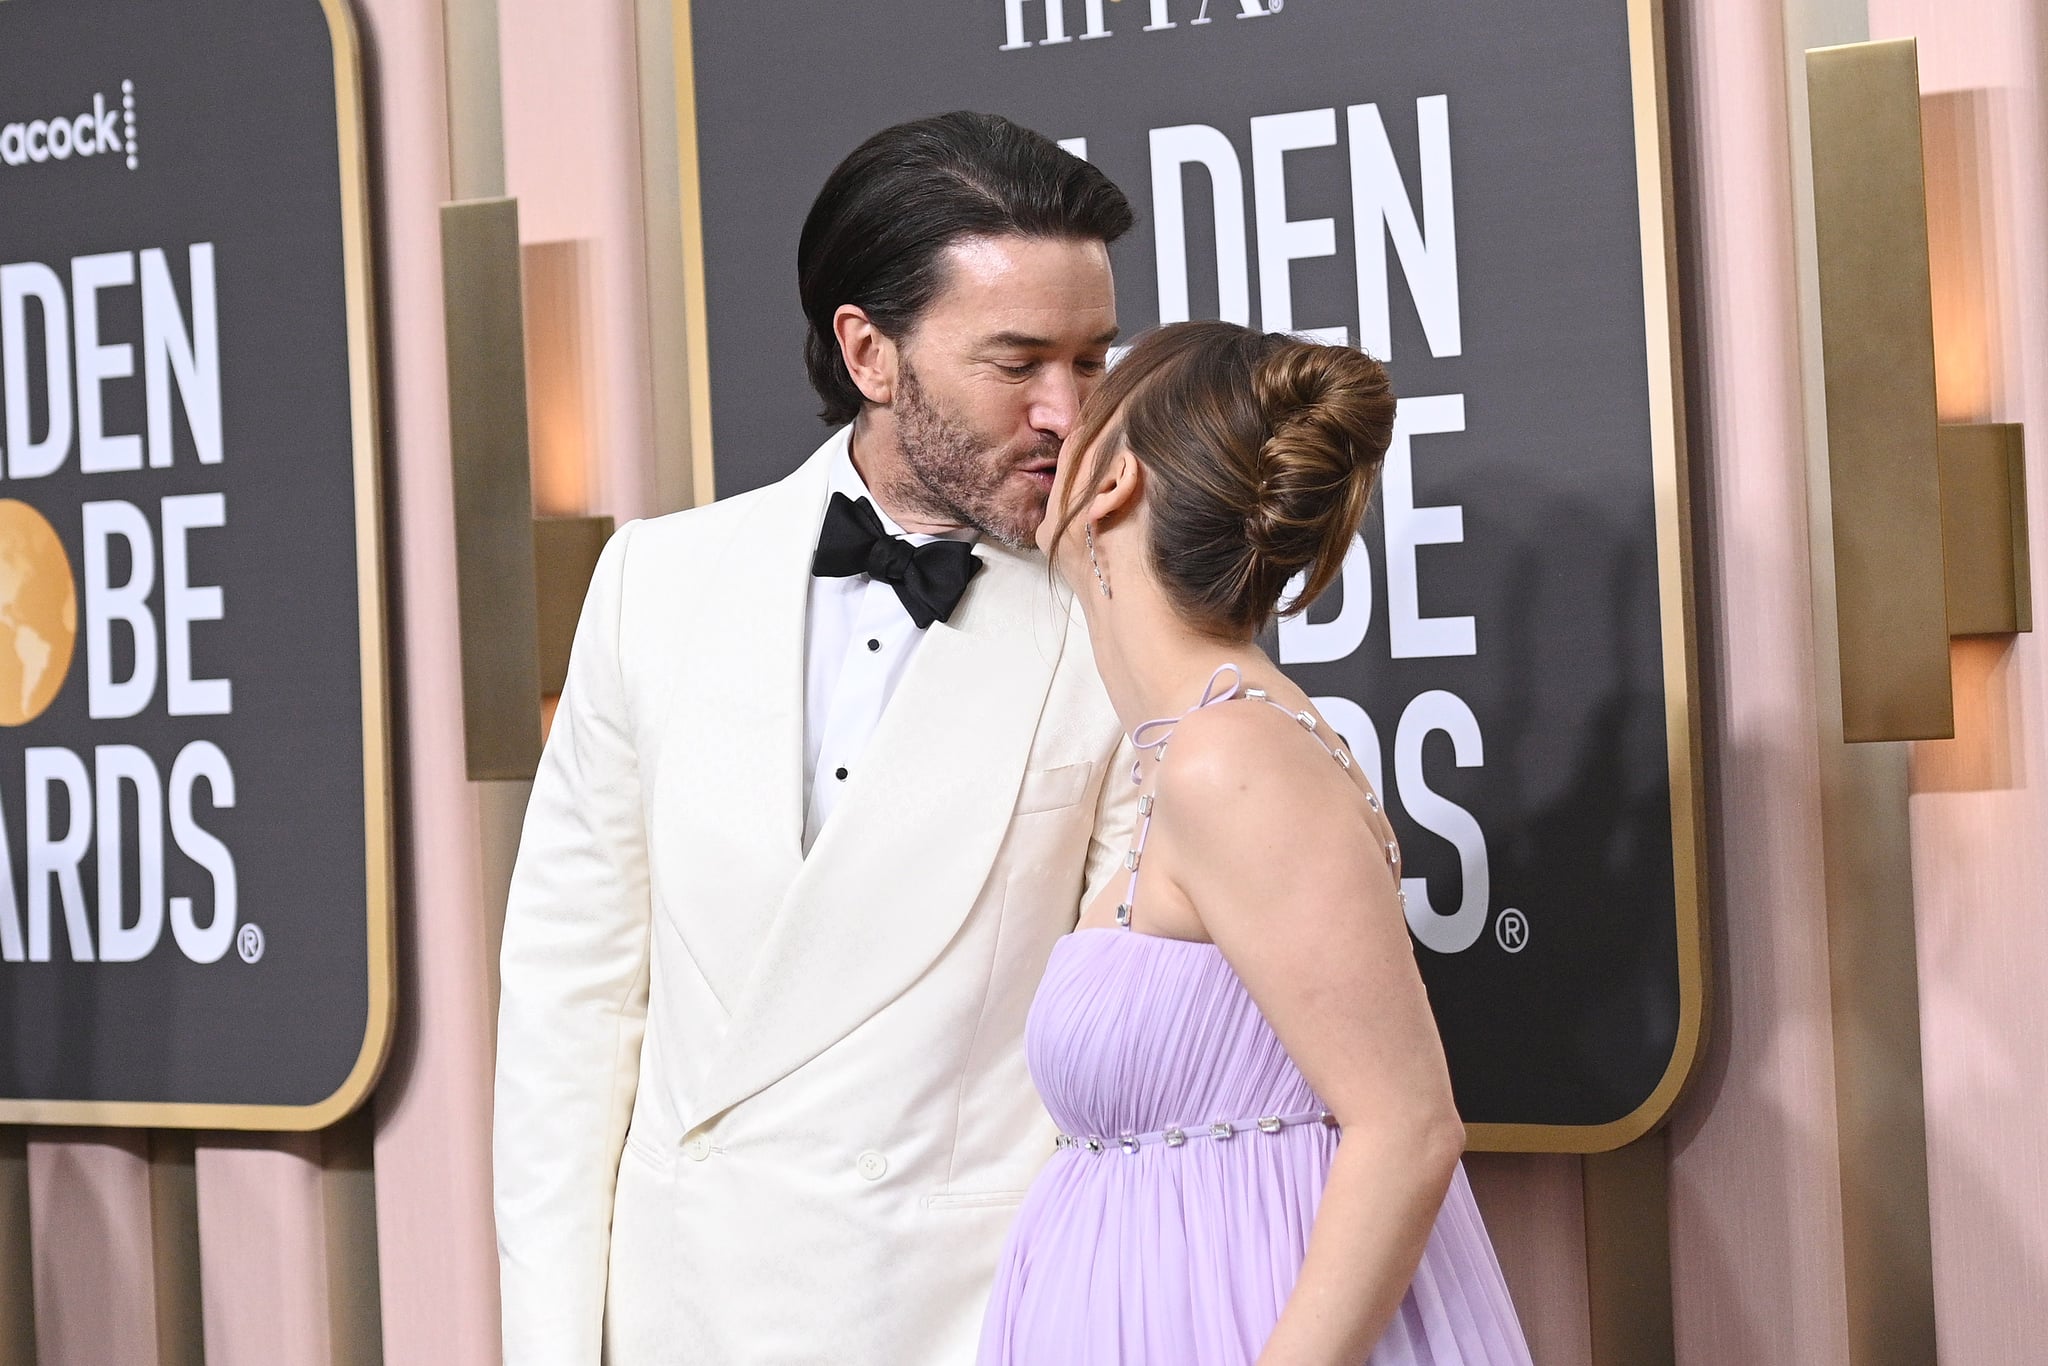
[0,0,392,1128]
[677,0,1704,1150]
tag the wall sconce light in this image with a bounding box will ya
[442,201,615,777]
[1806,38,2032,743]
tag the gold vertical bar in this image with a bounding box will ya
[2011,429,2034,633]
[534,515,616,695]
[443,199,544,780]
[634,0,703,513]
[442,0,505,200]
[1939,423,2031,635]
[1806,39,1952,742]
[0,1128,33,1365]
[1582,1134,1674,1366]
[146,1133,202,1366]
[319,1112,384,1366]
[670,0,717,503]
[1823,791,1940,1366]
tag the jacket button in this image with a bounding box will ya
[856,1150,887,1181]
[683,1134,711,1162]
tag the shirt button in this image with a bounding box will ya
[683,1134,711,1162]
[857,1150,888,1181]
[834,767,848,781]
[867,638,881,651]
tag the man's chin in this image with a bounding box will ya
[967,485,1048,552]
[1002,500,1051,553]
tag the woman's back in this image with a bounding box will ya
[978,670,1533,1365]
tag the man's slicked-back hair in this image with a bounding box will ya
[798,111,1134,425]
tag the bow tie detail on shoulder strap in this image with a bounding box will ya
[811,492,982,629]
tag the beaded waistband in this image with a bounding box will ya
[1053,1108,1337,1155]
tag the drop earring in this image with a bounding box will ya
[1086,522,1112,598]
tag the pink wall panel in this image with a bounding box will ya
[27,1132,194,1366]
[350,0,506,1361]
[499,0,659,523]
[196,1134,353,1366]
[1466,1155,1593,1366]
[1662,0,1855,1361]
[1866,2,2048,1360]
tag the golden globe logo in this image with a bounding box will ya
[0,242,240,968]
[1000,0,1280,51]
[0,499,77,726]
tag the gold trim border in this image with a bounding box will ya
[671,0,717,505]
[1465,0,1709,1154]
[667,0,1709,1155]
[0,0,398,1131]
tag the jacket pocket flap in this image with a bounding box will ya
[1014,761,1092,815]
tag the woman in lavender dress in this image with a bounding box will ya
[978,322,1532,1366]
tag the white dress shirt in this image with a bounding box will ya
[804,444,978,851]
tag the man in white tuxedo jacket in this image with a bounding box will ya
[494,113,1138,1363]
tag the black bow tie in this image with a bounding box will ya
[811,493,982,629]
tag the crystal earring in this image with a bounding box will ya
[1086,522,1112,598]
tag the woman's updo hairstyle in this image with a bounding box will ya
[1052,321,1395,637]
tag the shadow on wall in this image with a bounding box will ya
[1908,74,2048,1352]
[1916,86,2031,798]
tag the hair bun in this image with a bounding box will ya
[1244,341,1396,607]
[1045,321,1397,638]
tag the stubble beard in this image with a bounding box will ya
[885,361,1057,552]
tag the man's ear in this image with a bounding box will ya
[1085,447,1142,528]
[834,305,898,406]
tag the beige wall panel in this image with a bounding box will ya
[195,1124,381,1366]
[500,0,660,522]
[27,1131,198,1366]
[1866,3,2048,1361]
[351,0,506,1360]
[1662,0,1854,1361]
[1466,1154,1593,1366]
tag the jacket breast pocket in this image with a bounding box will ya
[1013,761,1092,816]
[924,1190,1030,1212]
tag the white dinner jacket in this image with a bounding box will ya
[494,428,1135,1365]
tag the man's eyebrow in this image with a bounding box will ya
[979,328,1122,350]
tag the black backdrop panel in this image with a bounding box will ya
[0,0,388,1124]
[684,0,1700,1147]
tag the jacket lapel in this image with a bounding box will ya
[649,439,835,1002]
[683,539,1069,1131]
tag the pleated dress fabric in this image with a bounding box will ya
[977,926,1533,1365]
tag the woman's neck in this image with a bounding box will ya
[1082,580,1271,737]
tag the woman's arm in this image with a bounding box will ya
[1160,704,1467,1366]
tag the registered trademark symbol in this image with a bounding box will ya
[237,924,265,964]
[1495,908,1528,953]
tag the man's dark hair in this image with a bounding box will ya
[797,111,1135,425]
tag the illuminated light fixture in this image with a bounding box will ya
[1806,38,2031,743]
[443,203,615,771]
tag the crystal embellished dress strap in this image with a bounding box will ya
[1114,663,1400,930]
[1113,663,1243,928]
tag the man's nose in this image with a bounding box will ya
[1030,369,1083,440]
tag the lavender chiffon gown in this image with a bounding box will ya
[978,671,1533,1366]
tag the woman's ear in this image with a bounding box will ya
[834,305,897,406]
[1085,447,1142,528]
